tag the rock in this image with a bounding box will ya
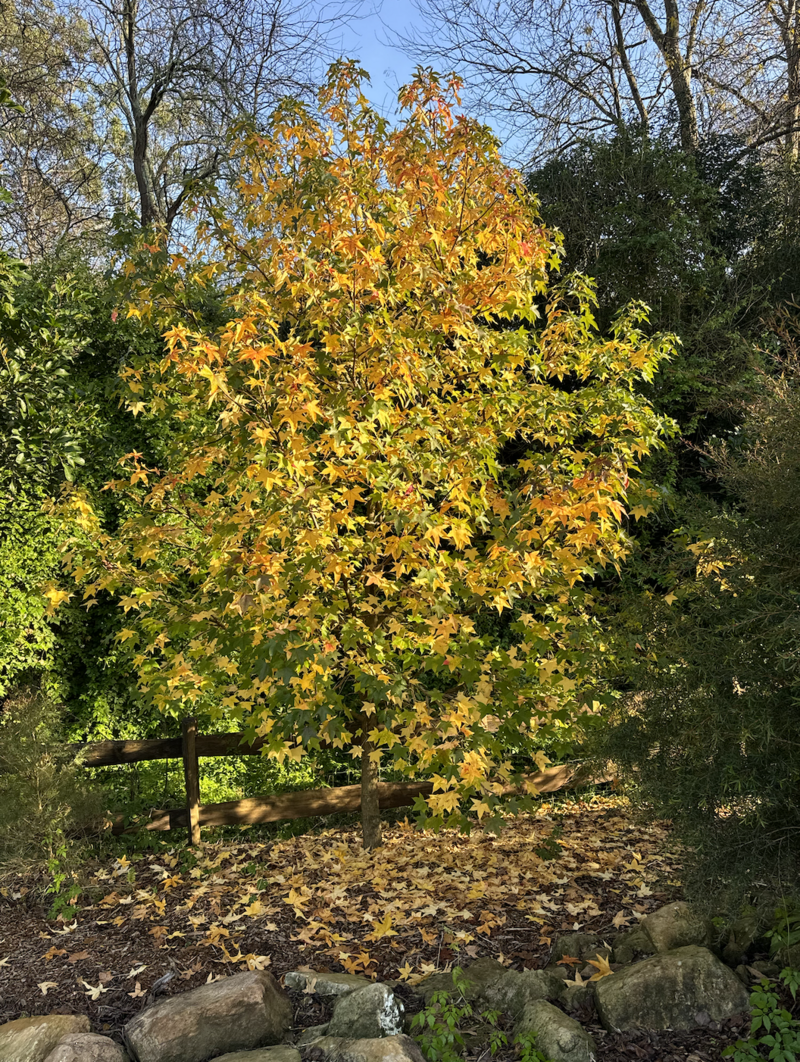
[213,1050,301,1062]
[123,970,291,1062]
[728,906,768,955]
[414,957,506,1002]
[551,933,602,964]
[0,1016,91,1062]
[328,984,404,1039]
[563,983,596,1014]
[285,972,373,997]
[297,1025,330,1046]
[723,940,748,967]
[308,1035,425,1061]
[482,969,566,1016]
[544,965,571,981]
[44,1035,129,1062]
[735,965,750,985]
[641,902,710,953]
[611,926,655,966]
[751,960,780,979]
[515,1000,597,1062]
[595,945,750,1032]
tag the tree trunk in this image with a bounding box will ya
[631,0,699,153]
[787,34,800,159]
[666,53,699,153]
[360,728,383,850]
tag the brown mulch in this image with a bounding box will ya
[0,797,750,1059]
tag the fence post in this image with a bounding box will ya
[181,716,201,846]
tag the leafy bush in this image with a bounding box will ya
[723,968,800,1061]
[591,308,800,908]
[0,689,103,881]
[411,967,555,1062]
[411,970,503,1062]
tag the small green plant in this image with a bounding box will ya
[412,969,474,1062]
[412,969,510,1062]
[45,844,82,919]
[766,905,800,956]
[514,1030,559,1062]
[534,824,564,861]
[723,968,800,1061]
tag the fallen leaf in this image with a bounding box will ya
[586,953,614,980]
[128,981,146,998]
[38,981,58,996]
[365,912,398,942]
[67,951,90,963]
[242,954,271,970]
[82,980,109,1000]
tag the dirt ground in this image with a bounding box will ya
[0,796,752,1060]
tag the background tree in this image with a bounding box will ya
[401,0,800,162]
[400,0,718,158]
[54,63,672,848]
[0,0,106,258]
[0,0,361,251]
[590,307,800,907]
[73,0,360,230]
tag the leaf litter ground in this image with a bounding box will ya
[0,795,744,1060]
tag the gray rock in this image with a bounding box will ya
[284,972,372,997]
[611,926,655,966]
[595,945,750,1032]
[751,960,780,979]
[328,984,403,1040]
[296,1024,330,1046]
[563,983,596,1014]
[551,934,602,964]
[414,957,506,1002]
[728,906,768,955]
[44,1033,129,1062]
[308,1035,425,1061]
[515,1000,597,1062]
[641,902,710,953]
[0,1016,91,1062]
[123,971,291,1062]
[482,969,566,1016]
[213,1050,301,1062]
[544,965,571,981]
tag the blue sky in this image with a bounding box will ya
[335,3,426,120]
[332,4,519,158]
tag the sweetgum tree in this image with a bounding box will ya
[54,64,673,847]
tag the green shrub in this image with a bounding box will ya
[723,968,800,1061]
[591,314,800,908]
[0,689,102,885]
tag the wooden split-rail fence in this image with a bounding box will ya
[69,717,608,846]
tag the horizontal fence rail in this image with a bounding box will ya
[68,731,267,767]
[69,719,612,845]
